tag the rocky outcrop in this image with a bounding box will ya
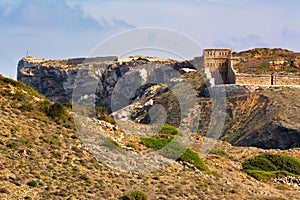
[274,176,300,188]
[17,57,82,103]
[17,57,198,111]
[220,87,300,150]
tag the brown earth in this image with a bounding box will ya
[1,76,300,199]
[233,48,300,74]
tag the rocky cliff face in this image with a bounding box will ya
[211,87,300,149]
[17,57,80,103]
[17,56,197,111]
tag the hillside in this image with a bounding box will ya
[233,48,300,74]
[221,87,300,149]
[125,74,300,150]
[1,75,300,199]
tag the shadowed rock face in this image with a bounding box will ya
[217,88,300,150]
[234,123,300,150]
[17,58,79,103]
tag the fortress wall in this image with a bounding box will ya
[275,75,300,85]
[235,74,271,85]
[229,57,300,86]
[205,84,300,98]
[234,73,300,85]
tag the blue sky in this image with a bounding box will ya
[0,0,300,78]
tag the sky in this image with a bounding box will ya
[0,0,300,78]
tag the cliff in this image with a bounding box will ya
[17,56,196,111]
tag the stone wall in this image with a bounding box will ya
[275,74,300,85]
[235,74,271,85]
[234,73,300,86]
[205,84,300,98]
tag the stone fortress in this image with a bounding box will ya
[203,48,300,86]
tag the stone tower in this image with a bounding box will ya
[203,48,234,84]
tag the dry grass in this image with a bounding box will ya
[0,75,300,199]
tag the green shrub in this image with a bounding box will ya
[46,102,65,120]
[12,91,25,101]
[46,102,72,127]
[43,137,60,146]
[276,185,290,190]
[95,106,116,124]
[123,191,147,200]
[141,137,209,171]
[6,141,18,149]
[242,154,300,180]
[27,180,37,187]
[243,170,277,180]
[142,137,186,160]
[152,175,160,180]
[179,148,209,171]
[6,138,29,149]
[159,124,180,135]
[229,189,237,193]
[209,148,227,156]
[19,102,33,111]
[206,170,223,178]
[141,137,171,150]
[160,141,187,160]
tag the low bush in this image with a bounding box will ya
[46,102,73,127]
[123,191,147,200]
[141,137,209,171]
[42,137,60,146]
[242,154,300,180]
[141,137,171,150]
[179,148,209,171]
[276,185,290,190]
[243,170,293,180]
[19,102,33,111]
[159,124,180,135]
[46,102,65,121]
[209,148,227,156]
[27,180,37,187]
[95,106,116,124]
